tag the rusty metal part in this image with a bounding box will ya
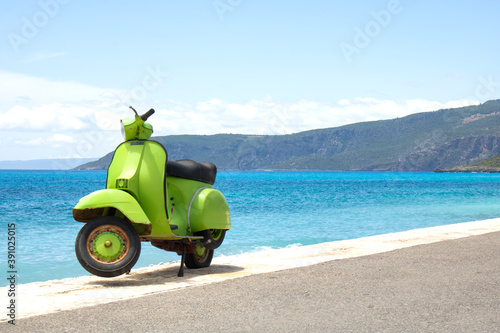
[73,208,105,222]
[74,208,152,235]
[150,239,203,255]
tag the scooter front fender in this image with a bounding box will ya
[73,189,152,234]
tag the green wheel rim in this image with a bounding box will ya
[194,245,209,261]
[87,225,130,264]
[93,232,124,261]
[210,229,223,241]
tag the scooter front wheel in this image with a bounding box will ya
[185,245,213,269]
[75,216,141,278]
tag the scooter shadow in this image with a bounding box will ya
[87,264,245,288]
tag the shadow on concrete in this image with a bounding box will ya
[86,264,245,288]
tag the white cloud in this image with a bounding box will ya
[48,134,75,144]
[4,71,476,136]
[19,51,68,64]
[14,137,44,146]
[405,99,479,114]
[94,111,122,131]
[148,97,481,137]
[0,71,119,109]
[0,71,483,161]
[0,103,96,131]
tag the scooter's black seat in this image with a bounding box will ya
[166,159,217,185]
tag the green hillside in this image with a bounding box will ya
[436,152,500,173]
[471,154,500,168]
[75,99,500,171]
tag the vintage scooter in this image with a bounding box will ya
[73,107,230,278]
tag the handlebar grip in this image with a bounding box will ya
[140,109,155,121]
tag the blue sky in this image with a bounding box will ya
[1,0,499,161]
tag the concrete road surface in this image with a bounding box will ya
[12,231,499,332]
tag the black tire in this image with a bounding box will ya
[195,229,226,250]
[75,216,141,278]
[185,246,214,269]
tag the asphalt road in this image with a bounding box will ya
[12,231,500,332]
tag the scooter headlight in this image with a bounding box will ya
[120,120,126,140]
[120,118,136,141]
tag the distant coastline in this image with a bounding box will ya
[0,158,97,170]
[435,166,500,173]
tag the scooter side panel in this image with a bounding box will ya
[166,177,207,234]
[189,188,231,232]
[167,177,231,233]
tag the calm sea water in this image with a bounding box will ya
[2,170,500,286]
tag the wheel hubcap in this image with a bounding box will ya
[87,225,130,264]
[194,245,208,262]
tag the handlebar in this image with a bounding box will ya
[129,106,155,121]
[140,108,155,121]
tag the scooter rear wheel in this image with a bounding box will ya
[75,216,141,277]
[185,245,213,269]
[195,229,226,250]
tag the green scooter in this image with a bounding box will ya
[73,107,230,278]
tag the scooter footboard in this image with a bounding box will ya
[188,188,231,232]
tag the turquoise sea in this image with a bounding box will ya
[2,170,500,287]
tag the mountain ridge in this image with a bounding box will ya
[74,99,500,171]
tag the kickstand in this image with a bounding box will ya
[178,243,186,277]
